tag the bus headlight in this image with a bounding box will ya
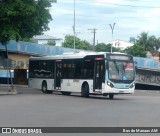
[130,83,135,88]
[107,81,114,88]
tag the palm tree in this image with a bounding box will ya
[136,32,159,52]
[136,32,150,51]
[148,36,159,51]
[156,37,160,51]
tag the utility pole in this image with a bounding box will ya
[109,23,116,53]
[73,0,76,50]
[88,28,97,51]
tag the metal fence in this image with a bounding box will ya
[134,57,160,70]
[0,40,84,56]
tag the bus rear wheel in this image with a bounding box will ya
[81,83,89,98]
[42,81,48,93]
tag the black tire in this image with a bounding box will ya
[109,94,114,99]
[81,83,89,98]
[61,92,71,95]
[47,90,53,94]
[42,81,48,93]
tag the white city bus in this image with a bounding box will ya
[28,52,136,99]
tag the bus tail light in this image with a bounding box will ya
[95,58,104,61]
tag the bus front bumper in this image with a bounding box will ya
[102,82,135,94]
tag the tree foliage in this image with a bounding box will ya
[129,37,136,44]
[124,45,147,57]
[129,32,160,57]
[95,43,121,52]
[62,35,91,50]
[136,32,160,52]
[0,0,54,45]
[47,40,56,46]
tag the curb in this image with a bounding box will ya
[135,90,160,93]
[0,85,18,95]
[0,91,17,95]
[0,84,28,88]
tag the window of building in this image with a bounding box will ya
[17,61,24,69]
[26,60,29,69]
[11,60,16,69]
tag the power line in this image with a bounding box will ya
[101,2,160,8]
[119,0,160,2]
[52,1,160,19]
[54,0,160,9]
[52,12,160,19]
[77,14,160,19]
[80,0,160,8]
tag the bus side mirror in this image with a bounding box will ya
[134,61,137,71]
[135,66,137,71]
[134,61,137,65]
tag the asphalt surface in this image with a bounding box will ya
[0,86,160,136]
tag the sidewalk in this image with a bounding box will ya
[0,84,18,95]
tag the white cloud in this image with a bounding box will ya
[94,0,125,4]
[45,0,160,43]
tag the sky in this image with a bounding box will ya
[44,0,160,44]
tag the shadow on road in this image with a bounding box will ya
[52,92,130,101]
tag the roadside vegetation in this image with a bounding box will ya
[62,32,160,58]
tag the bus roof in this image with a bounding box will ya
[29,52,129,60]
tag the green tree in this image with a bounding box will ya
[62,35,91,50]
[148,36,160,52]
[0,0,55,46]
[129,37,136,44]
[95,43,108,51]
[136,32,149,51]
[47,40,56,46]
[83,40,92,50]
[156,37,160,51]
[124,45,147,57]
[136,32,158,52]
[95,43,121,52]
[0,0,55,90]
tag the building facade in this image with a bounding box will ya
[107,39,133,50]
[32,35,63,46]
[0,40,83,70]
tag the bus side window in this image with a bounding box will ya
[83,60,94,79]
[62,62,73,79]
[72,59,83,79]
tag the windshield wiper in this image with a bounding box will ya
[113,60,119,74]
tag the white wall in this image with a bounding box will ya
[37,39,63,46]
[107,40,133,50]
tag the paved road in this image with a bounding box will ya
[0,87,160,136]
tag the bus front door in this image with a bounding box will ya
[93,60,104,91]
[54,61,62,90]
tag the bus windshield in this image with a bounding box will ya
[108,60,134,82]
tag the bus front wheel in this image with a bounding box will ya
[61,92,71,95]
[81,83,89,98]
[109,94,114,99]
